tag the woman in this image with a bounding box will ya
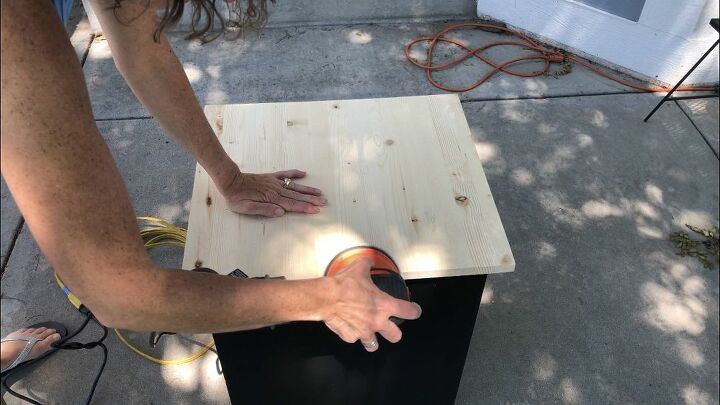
[0,0,421,375]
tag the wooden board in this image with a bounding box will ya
[182,95,514,280]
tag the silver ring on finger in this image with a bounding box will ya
[361,336,378,351]
[282,177,294,189]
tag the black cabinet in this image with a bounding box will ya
[214,275,487,405]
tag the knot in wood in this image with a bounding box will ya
[215,115,223,133]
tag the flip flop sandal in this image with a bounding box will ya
[1,321,68,375]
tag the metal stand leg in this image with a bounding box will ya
[644,39,719,122]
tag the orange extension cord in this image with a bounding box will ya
[405,23,717,93]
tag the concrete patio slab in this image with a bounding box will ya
[456,94,719,404]
[97,119,195,227]
[84,22,638,120]
[1,119,228,404]
[678,98,720,156]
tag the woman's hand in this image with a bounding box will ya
[220,169,327,217]
[323,258,422,352]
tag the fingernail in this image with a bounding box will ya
[310,207,321,214]
[319,197,328,205]
[274,208,284,216]
[50,333,61,341]
[414,303,422,317]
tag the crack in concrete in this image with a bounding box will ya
[167,15,474,33]
[0,218,24,277]
[459,90,643,104]
[275,28,307,44]
[93,93,652,123]
[80,33,96,67]
[95,116,154,122]
[0,296,29,306]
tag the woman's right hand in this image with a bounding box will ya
[322,258,422,352]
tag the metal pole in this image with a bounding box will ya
[644,39,719,122]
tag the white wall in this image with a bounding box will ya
[478,0,719,85]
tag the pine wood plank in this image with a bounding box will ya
[182,95,514,280]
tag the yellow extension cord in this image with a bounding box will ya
[56,216,215,366]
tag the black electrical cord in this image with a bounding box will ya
[1,307,108,405]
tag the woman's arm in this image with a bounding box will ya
[90,0,326,217]
[1,1,419,345]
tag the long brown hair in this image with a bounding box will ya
[113,0,274,42]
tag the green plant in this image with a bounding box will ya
[670,225,720,269]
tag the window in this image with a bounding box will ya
[572,0,646,21]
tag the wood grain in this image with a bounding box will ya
[182,95,514,280]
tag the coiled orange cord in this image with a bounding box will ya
[405,22,716,93]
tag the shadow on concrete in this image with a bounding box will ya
[456,93,718,404]
[83,23,637,120]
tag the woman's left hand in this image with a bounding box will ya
[220,169,327,217]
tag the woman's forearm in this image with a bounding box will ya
[88,263,338,334]
[92,0,239,189]
[91,1,331,218]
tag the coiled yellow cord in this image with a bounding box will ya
[136,216,187,249]
[113,328,215,366]
[57,217,215,366]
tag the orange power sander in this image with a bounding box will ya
[325,246,410,322]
